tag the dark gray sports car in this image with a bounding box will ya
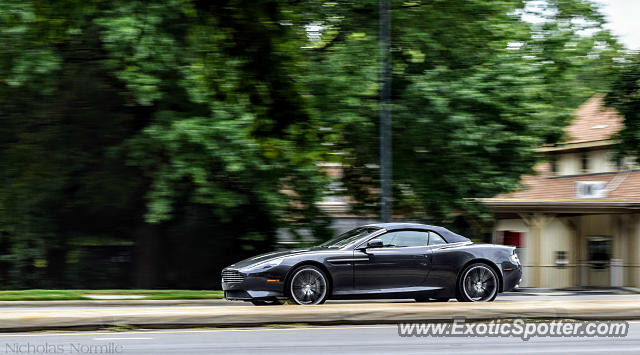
[221,223,521,305]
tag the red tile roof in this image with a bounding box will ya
[491,96,638,203]
[562,95,623,144]
[494,170,640,202]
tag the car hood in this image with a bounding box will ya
[227,248,317,269]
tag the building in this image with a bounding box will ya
[481,95,640,288]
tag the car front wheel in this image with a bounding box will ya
[288,265,328,305]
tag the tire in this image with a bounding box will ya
[288,265,329,305]
[251,299,283,306]
[456,263,499,302]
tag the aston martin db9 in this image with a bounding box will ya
[221,223,521,305]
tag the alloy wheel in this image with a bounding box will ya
[460,264,498,302]
[289,266,327,305]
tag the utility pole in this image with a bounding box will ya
[379,0,392,222]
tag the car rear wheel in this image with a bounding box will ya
[288,265,328,305]
[456,263,498,302]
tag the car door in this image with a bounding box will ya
[422,231,455,288]
[353,230,431,291]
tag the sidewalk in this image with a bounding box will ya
[0,288,636,307]
[1,299,639,332]
[513,287,640,295]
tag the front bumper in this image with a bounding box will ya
[222,268,287,301]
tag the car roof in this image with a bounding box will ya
[363,223,471,243]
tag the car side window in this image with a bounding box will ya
[428,231,447,245]
[376,231,429,248]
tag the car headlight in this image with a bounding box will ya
[244,258,284,272]
[510,253,520,264]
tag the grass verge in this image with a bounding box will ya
[0,289,224,301]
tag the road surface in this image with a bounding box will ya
[0,322,638,354]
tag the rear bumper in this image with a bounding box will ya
[502,264,522,292]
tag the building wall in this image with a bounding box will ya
[558,152,581,176]
[628,215,640,287]
[554,149,620,176]
[494,214,640,288]
[494,217,576,288]
[589,150,616,173]
[540,218,574,288]
[579,215,621,286]
[494,219,532,287]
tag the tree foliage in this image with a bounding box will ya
[0,0,330,288]
[0,0,626,287]
[302,0,623,221]
[606,54,640,159]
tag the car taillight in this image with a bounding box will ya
[510,251,520,264]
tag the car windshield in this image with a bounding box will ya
[318,227,381,249]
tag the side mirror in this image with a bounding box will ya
[366,239,384,249]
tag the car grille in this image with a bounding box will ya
[222,270,246,284]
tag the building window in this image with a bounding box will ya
[581,151,590,173]
[497,231,523,248]
[495,231,524,267]
[587,236,611,270]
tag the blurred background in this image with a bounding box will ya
[0,0,639,291]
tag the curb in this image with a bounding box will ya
[620,287,640,294]
[1,300,639,332]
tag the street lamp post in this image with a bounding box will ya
[379,0,392,222]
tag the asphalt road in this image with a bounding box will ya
[0,322,638,355]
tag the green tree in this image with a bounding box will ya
[605,54,640,159]
[0,0,627,288]
[0,0,331,288]
[301,0,624,224]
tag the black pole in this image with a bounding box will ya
[379,0,392,222]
